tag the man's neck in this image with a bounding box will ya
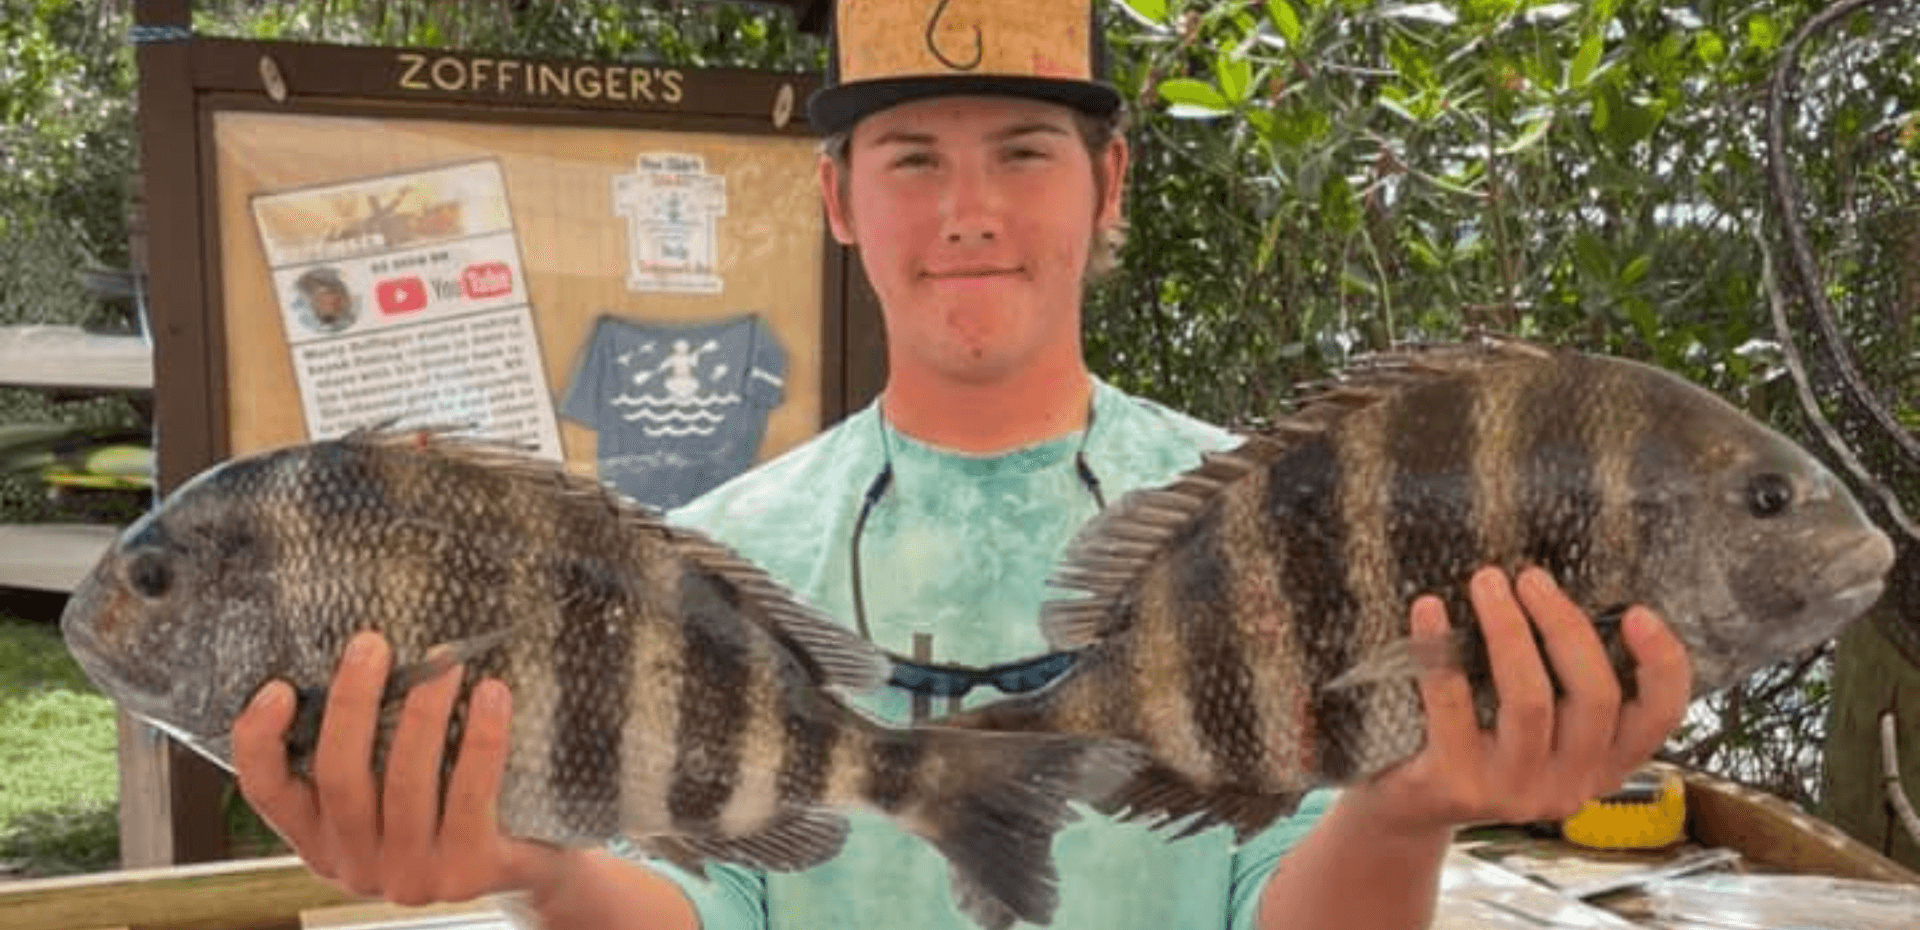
[880,358,1094,455]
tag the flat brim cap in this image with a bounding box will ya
[807,0,1120,136]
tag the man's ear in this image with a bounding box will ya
[818,154,857,245]
[1096,136,1129,229]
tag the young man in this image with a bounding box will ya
[231,3,1693,928]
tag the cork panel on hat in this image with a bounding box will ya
[836,0,1092,82]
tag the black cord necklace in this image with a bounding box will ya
[849,403,1104,701]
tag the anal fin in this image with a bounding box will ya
[638,808,851,875]
[1095,764,1303,844]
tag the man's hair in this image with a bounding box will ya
[820,106,1131,278]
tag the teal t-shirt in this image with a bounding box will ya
[655,377,1334,929]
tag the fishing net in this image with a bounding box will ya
[1764,0,1920,667]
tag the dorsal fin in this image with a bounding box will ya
[1040,442,1286,650]
[341,428,891,694]
[1040,334,1556,652]
[665,526,891,693]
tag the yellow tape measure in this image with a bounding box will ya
[1561,767,1688,850]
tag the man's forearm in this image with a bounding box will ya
[517,848,701,930]
[1255,791,1451,930]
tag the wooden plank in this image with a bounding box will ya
[300,900,511,930]
[0,327,153,391]
[0,855,351,930]
[183,38,821,128]
[1673,762,1920,885]
[129,0,233,869]
[0,523,120,592]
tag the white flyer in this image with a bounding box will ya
[250,160,563,459]
[613,152,728,294]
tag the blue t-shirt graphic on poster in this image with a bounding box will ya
[562,313,786,510]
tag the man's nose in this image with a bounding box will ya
[940,165,1003,243]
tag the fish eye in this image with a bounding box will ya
[127,551,173,599]
[1746,472,1794,519]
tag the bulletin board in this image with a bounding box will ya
[127,0,877,868]
[141,32,883,511]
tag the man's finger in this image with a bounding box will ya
[312,631,392,893]
[436,678,516,899]
[1473,567,1555,783]
[379,653,466,895]
[1515,568,1621,793]
[231,680,325,859]
[1605,607,1692,783]
[1408,595,1481,774]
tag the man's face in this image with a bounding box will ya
[310,284,348,321]
[820,95,1126,385]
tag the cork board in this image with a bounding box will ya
[211,109,825,506]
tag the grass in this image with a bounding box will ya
[0,613,122,876]
[0,614,290,877]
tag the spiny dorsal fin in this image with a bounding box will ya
[1288,333,1553,424]
[343,428,890,694]
[665,527,892,694]
[1040,444,1281,650]
[1040,334,1559,653]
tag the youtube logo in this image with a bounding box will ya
[462,262,513,299]
[376,276,428,315]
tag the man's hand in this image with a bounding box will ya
[1345,564,1693,837]
[230,631,569,906]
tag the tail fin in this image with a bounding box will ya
[882,727,1141,929]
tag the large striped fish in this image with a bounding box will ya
[952,337,1896,842]
[59,429,1135,930]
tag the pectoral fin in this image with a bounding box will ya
[1325,627,1470,691]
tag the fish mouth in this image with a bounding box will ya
[1818,529,1897,618]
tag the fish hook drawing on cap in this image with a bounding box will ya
[927,0,984,71]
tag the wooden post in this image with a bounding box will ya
[1820,611,1920,871]
[124,0,232,868]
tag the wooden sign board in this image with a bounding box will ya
[128,0,879,867]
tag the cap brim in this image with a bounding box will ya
[807,76,1121,136]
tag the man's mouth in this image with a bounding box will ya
[924,267,1023,279]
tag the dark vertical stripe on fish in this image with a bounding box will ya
[1264,439,1363,780]
[667,570,751,827]
[1172,517,1264,787]
[1386,378,1482,619]
[777,703,839,808]
[1519,361,1600,588]
[550,557,631,838]
[865,733,925,813]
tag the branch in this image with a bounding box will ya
[1765,0,1920,483]
[1879,709,1920,850]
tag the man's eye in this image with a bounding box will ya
[892,152,936,169]
[1006,147,1048,162]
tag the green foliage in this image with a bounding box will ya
[1089,0,1918,805]
[1086,0,1896,429]
[190,0,824,70]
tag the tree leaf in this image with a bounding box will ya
[1621,254,1651,287]
[1266,0,1303,45]
[1567,32,1603,89]
[1158,78,1231,113]
[1124,0,1170,24]
[1500,116,1553,155]
[1217,53,1253,104]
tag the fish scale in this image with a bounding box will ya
[60,428,1140,930]
[952,337,1896,845]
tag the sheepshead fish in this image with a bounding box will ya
[59,429,1135,930]
[953,337,1896,842]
